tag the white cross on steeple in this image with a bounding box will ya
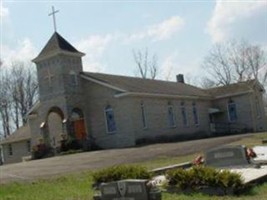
[48,6,59,32]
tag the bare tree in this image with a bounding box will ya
[199,77,216,89]
[203,44,233,86]
[133,48,158,79]
[202,40,267,87]
[0,70,12,137]
[9,62,38,126]
[0,62,38,137]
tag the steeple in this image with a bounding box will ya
[32,32,85,62]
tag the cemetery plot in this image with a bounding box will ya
[94,179,161,200]
[204,145,251,168]
[204,145,267,184]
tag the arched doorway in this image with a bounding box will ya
[70,108,87,141]
[46,107,64,148]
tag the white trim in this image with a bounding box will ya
[80,74,127,93]
[115,92,211,100]
[32,50,85,63]
[214,91,253,99]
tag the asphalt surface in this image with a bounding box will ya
[0,133,252,184]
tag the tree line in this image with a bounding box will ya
[134,40,267,89]
[0,61,38,138]
[0,40,266,138]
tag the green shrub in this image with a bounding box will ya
[166,166,244,192]
[217,170,243,189]
[92,165,152,185]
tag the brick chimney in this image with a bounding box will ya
[176,74,184,83]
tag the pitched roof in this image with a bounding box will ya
[33,32,84,61]
[0,125,31,145]
[206,80,258,98]
[81,72,211,98]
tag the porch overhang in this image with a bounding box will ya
[209,108,221,114]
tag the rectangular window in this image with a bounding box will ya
[255,99,261,118]
[168,105,176,127]
[192,103,199,125]
[8,144,13,156]
[181,104,188,126]
[228,102,237,122]
[105,106,117,133]
[141,103,147,129]
[26,140,31,153]
[70,74,78,86]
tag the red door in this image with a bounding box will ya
[74,119,86,140]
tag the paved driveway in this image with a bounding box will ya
[0,134,252,184]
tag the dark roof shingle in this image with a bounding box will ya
[81,72,211,98]
[0,126,31,144]
[206,80,257,97]
[34,32,82,60]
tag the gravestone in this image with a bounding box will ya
[94,179,161,200]
[253,146,267,164]
[205,145,250,168]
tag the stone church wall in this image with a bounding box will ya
[211,90,267,133]
[82,80,136,149]
[211,94,254,132]
[130,97,211,143]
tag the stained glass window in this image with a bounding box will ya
[105,105,117,133]
[228,100,237,122]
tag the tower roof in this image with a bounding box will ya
[33,32,84,62]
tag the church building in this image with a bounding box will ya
[1,32,266,164]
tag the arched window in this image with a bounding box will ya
[180,101,188,126]
[70,108,86,140]
[192,102,199,125]
[168,102,176,127]
[104,105,117,133]
[228,100,237,122]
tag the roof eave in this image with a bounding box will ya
[32,50,85,63]
[114,92,212,100]
[0,138,31,145]
[213,90,253,99]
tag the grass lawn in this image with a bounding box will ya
[1,132,267,200]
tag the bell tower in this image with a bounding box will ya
[32,32,87,146]
[32,32,85,101]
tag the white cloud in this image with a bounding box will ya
[207,0,267,43]
[2,38,37,67]
[75,34,119,72]
[128,16,185,42]
[0,3,9,19]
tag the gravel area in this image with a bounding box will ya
[0,133,252,184]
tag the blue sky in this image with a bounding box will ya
[1,0,267,82]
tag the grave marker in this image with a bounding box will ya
[94,179,161,200]
[205,145,250,168]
